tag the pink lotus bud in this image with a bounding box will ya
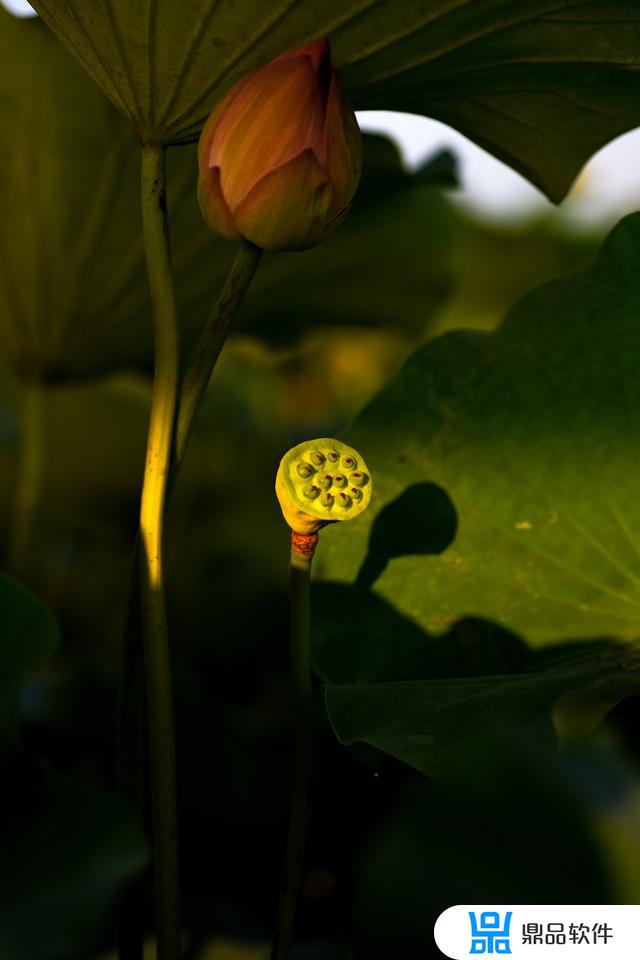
[197,38,362,252]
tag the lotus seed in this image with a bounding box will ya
[349,472,365,486]
[327,451,339,463]
[321,492,334,507]
[297,461,314,479]
[333,474,347,489]
[342,455,356,470]
[309,450,325,466]
[337,492,351,507]
[351,488,362,500]
[317,474,332,490]
[302,485,319,499]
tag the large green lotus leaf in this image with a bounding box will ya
[315,585,640,779]
[0,9,225,381]
[0,9,453,381]
[314,212,640,653]
[29,0,640,200]
[325,644,640,780]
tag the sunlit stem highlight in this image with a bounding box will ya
[139,143,181,960]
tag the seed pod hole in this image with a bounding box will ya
[342,455,356,470]
[321,492,334,508]
[327,451,339,463]
[302,485,320,500]
[349,472,365,486]
[317,474,332,490]
[351,488,362,500]
[333,475,347,489]
[309,450,325,466]
[297,461,314,479]
[337,492,351,507]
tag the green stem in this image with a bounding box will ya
[9,380,45,579]
[119,190,262,960]
[139,143,181,960]
[175,240,262,466]
[272,540,316,960]
[116,536,146,960]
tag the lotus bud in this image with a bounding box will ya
[276,438,372,536]
[197,37,362,252]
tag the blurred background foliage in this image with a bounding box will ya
[2,8,640,960]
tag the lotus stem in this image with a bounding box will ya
[139,143,181,960]
[120,191,262,960]
[116,536,146,960]
[176,239,262,466]
[272,440,372,959]
[272,531,319,960]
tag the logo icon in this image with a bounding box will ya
[469,911,512,955]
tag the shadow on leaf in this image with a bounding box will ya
[355,481,458,591]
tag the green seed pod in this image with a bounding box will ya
[297,461,314,479]
[341,455,357,470]
[276,437,373,534]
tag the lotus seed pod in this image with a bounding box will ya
[276,437,372,535]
